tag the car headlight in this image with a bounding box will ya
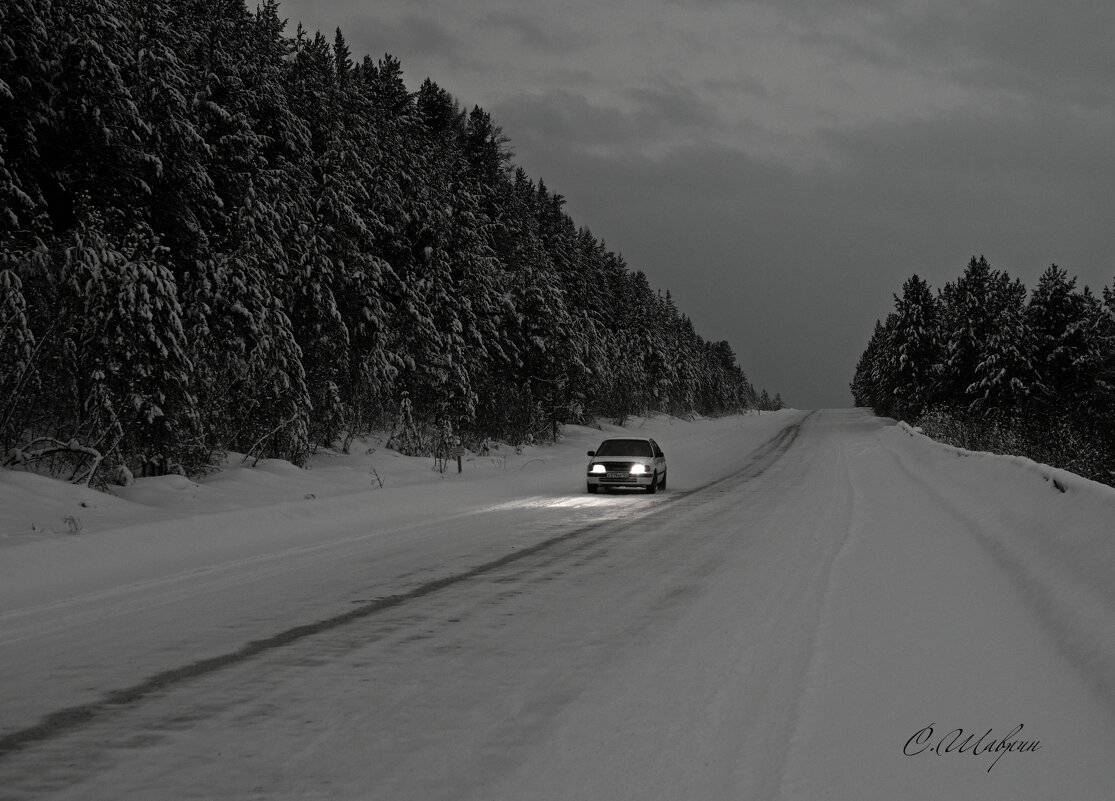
[589,464,605,474]
[629,464,648,475]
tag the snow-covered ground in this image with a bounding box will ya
[1,409,1113,799]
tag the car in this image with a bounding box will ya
[585,437,667,494]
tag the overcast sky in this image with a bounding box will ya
[277,0,1114,409]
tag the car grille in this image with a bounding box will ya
[601,462,636,471]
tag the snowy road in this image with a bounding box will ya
[1,410,1113,799]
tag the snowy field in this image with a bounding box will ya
[1,409,1113,800]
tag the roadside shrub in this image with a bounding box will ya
[918,405,1115,486]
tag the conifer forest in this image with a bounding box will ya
[0,0,770,486]
[851,256,1115,485]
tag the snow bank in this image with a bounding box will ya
[0,412,803,541]
[889,422,1115,705]
[897,420,1115,500]
[0,411,803,607]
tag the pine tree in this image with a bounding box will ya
[180,0,315,464]
[850,317,897,414]
[1026,265,1109,416]
[1098,281,1115,442]
[890,274,940,419]
[327,53,396,440]
[128,0,222,268]
[58,223,200,478]
[0,264,37,450]
[0,0,55,235]
[938,256,1034,411]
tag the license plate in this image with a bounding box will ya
[605,472,627,479]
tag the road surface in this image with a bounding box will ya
[1,409,1112,799]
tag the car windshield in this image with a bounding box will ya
[595,439,653,457]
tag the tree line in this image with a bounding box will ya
[851,256,1115,483]
[0,0,768,485]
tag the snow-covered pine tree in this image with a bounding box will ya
[469,168,544,441]
[849,317,897,414]
[462,105,511,189]
[510,197,574,436]
[938,256,1035,411]
[670,313,701,416]
[566,230,613,420]
[890,274,941,419]
[533,181,588,437]
[850,341,874,408]
[280,29,354,447]
[644,289,675,411]
[1026,265,1110,418]
[325,43,397,441]
[59,223,200,479]
[352,57,456,439]
[179,0,314,465]
[0,265,37,450]
[0,0,55,235]
[699,340,740,413]
[609,268,657,422]
[128,0,223,268]
[414,81,518,435]
[189,242,312,465]
[43,0,159,236]
[1099,281,1115,445]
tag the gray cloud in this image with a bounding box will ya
[760,0,1115,110]
[494,82,725,157]
[625,84,723,134]
[944,3,1115,109]
[702,74,770,101]
[479,11,594,52]
[343,13,467,64]
[495,91,639,153]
